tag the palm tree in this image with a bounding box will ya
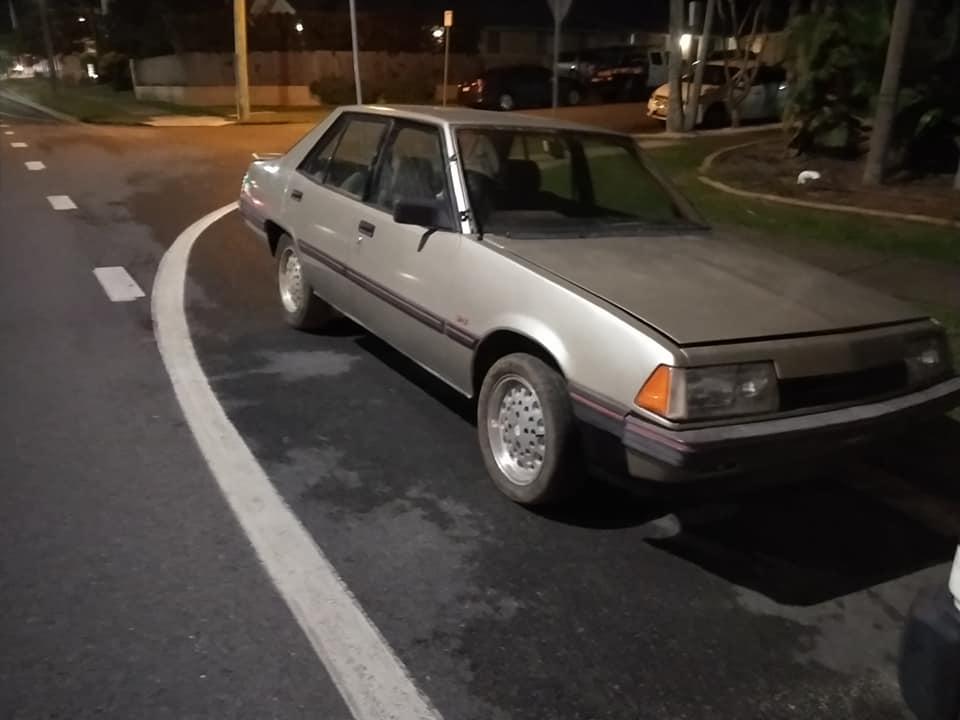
[863,0,916,185]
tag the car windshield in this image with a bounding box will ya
[455,127,704,237]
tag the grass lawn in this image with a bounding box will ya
[646,133,960,266]
[0,78,224,123]
[1,79,330,125]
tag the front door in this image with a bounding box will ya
[282,113,389,316]
[350,121,472,392]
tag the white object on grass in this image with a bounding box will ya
[797,170,821,185]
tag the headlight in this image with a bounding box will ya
[905,334,950,386]
[636,362,779,421]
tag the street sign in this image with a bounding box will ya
[443,10,454,27]
[546,0,572,22]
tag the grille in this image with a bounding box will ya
[778,362,908,411]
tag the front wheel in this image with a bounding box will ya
[275,234,337,331]
[477,353,582,505]
[498,93,516,111]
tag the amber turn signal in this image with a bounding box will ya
[635,365,672,415]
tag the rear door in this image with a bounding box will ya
[282,113,389,314]
[350,121,471,390]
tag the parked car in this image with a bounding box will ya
[240,105,960,505]
[588,51,650,102]
[648,61,787,127]
[558,45,670,91]
[899,545,960,720]
[459,65,583,111]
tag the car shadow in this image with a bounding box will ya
[347,328,959,606]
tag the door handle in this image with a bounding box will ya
[358,220,376,237]
[290,189,303,201]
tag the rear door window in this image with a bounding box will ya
[324,117,389,198]
[297,117,345,183]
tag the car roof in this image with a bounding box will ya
[336,104,623,135]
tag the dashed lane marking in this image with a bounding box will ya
[152,203,442,720]
[25,161,45,171]
[3,130,13,135]
[93,267,146,303]
[47,195,77,211]
[10,142,27,148]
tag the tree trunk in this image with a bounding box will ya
[685,0,716,131]
[35,0,58,91]
[954,138,960,191]
[666,0,685,132]
[787,0,803,23]
[863,0,916,186]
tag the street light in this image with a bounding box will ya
[295,21,304,33]
[78,15,86,22]
[431,27,444,40]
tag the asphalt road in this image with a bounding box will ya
[2,106,959,720]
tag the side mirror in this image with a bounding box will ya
[393,199,449,229]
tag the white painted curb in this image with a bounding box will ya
[152,203,442,720]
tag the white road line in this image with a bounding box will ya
[3,130,13,135]
[0,122,8,127]
[152,203,442,720]
[93,267,145,302]
[10,142,27,148]
[25,161,45,171]
[47,195,77,210]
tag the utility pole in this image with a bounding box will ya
[36,0,58,92]
[348,0,362,103]
[8,0,17,31]
[233,0,251,121]
[441,10,453,107]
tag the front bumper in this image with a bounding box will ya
[573,376,960,482]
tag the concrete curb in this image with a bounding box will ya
[0,89,81,123]
[698,140,960,230]
[633,122,782,140]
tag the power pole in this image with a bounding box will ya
[348,0,362,103]
[233,0,251,121]
[8,0,17,31]
[36,0,58,92]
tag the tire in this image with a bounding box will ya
[566,87,582,106]
[498,93,515,111]
[477,353,582,505]
[275,234,336,331]
[702,103,730,129]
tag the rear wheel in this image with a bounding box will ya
[275,234,336,331]
[498,93,515,111]
[566,87,582,106]
[477,353,582,505]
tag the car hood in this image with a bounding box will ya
[492,231,924,345]
[653,82,721,98]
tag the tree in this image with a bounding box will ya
[684,0,715,131]
[782,1,889,156]
[715,0,771,127]
[863,0,916,185]
[666,0,684,132]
